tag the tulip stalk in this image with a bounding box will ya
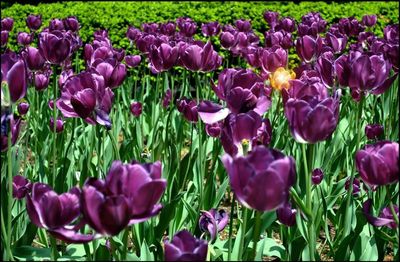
[237,207,249,260]
[251,210,262,261]
[52,70,58,187]
[387,185,399,242]
[108,129,120,160]
[6,104,14,261]
[227,194,235,261]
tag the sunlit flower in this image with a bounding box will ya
[269,67,295,90]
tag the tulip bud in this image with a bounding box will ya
[365,124,384,140]
[49,117,64,133]
[1,31,9,47]
[34,73,50,91]
[276,202,297,226]
[63,16,79,32]
[125,55,141,68]
[130,102,142,117]
[17,32,33,46]
[361,15,377,27]
[13,175,32,199]
[205,123,222,137]
[49,18,65,31]
[26,14,42,31]
[263,11,280,29]
[220,32,236,49]
[345,177,361,196]
[17,102,30,115]
[164,230,208,261]
[48,100,54,110]
[311,168,324,185]
[1,18,14,31]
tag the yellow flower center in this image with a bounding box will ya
[269,67,296,91]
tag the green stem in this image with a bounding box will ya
[251,211,262,261]
[387,185,399,243]
[180,124,194,192]
[50,235,58,260]
[52,71,58,187]
[238,207,249,261]
[227,194,236,261]
[302,143,315,261]
[108,129,121,160]
[6,104,14,261]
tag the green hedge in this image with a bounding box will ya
[2,1,399,52]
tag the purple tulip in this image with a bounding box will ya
[365,124,384,140]
[162,89,172,108]
[49,117,64,133]
[181,41,222,72]
[160,21,176,36]
[361,15,377,27]
[222,145,296,211]
[1,112,22,152]
[197,100,229,125]
[26,14,42,31]
[296,35,323,63]
[311,168,324,185]
[316,50,335,88]
[176,17,197,37]
[126,26,141,42]
[23,47,46,71]
[325,32,347,54]
[355,141,399,187]
[201,22,221,37]
[3,56,28,103]
[63,16,80,32]
[199,208,229,242]
[1,31,8,47]
[38,30,71,64]
[17,102,30,115]
[264,30,293,49]
[235,19,252,32]
[112,48,125,62]
[13,175,32,199]
[205,122,222,138]
[278,17,296,32]
[125,55,141,68]
[276,202,297,226]
[177,97,198,123]
[261,46,288,74]
[136,34,159,54]
[149,43,179,73]
[17,32,33,46]
[363,199,399,229]
[130,102,142,117]
[164,230,208,261]
[263,11,280,30]
[337,17,365,37]
[93,59,127,89]
[345,177,361,196]
[1,17,14,31]
[251,118,272,148]
[34,72,50,91]
[298,12,327,36]
[57,72,114,128]
[49,18,65,31]
[26,183,94,243]
[81,160,166,235]
[284,88,340,144]
[243,46,263,68]
[384,24,399,45]
[220,32,236,49]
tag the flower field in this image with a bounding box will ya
[1,1,399,261]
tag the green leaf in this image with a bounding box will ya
[13,246,51,261]
[140,239,154,261]
[350,225,379,261]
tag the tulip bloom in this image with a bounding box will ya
[17,102,29,115]
[125,55,141,68]
[251,118,272,148]
[130,101,142,117]
[311,168,324,185]
[177,97,198,123]
[164,230,208,261]
[34,72,51,91]
[38,30,71,64]
[263,11,280,30]
[296,35,323,63]
[149,43,179,73]
[176,17,197,37]
[363,199,399,229]
[324,32,347,54]
[57,72,114,128]
[181,41,222,72]
[1,18,13,31]
[345,177,361,196]
[49,117,64,133]
[81,160,166,236]
[23,47,46,71]
[261,46,288,74]
[276,202,297,226]
[17,32,34,46]
[63,16,80,32]
[264,30,293,49]
[355,141,399,187]
[205,122,222,138]
[199,209,229,242]
[1,31,8,47]
[201,21,221,37]
[26,14,42,31]
[93,59,127,89]
[222,146,296,211]
[13,175,32,199]
[126,26,141,42]
[269,67,296,90]
[2,54,28,103]
[365,124,384,140]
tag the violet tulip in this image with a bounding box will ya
[49,117,64,133]
[263,11,280,30]
[201,22,221,37]
[361,15,377,27]
[363,199,399,229]
[1,18,13,31]
[276,202,297,226]
[26,183,94,243]
[1,111,21,152]
[325,32,347,54]
[3,56,28,103]
[125,55,141,68]
[220,31,236,49]
[164,230,208,261]
[160,21,176,36]
[181,41,222,72]
[345,177,361,196]
[23,47,46,71]
[1,31,8,47]
[199,208,229,242]
[17,102,29,115]
[235,19,252,32]
[13,175,32,199]
[126,26,141,42]
[365,124,384,140]
[296,35,323,63]
[355,141,399,187]
[222,145,296,211]
[38,30,71,64]
[17,32,33,46]
[261,46,288,74]
[26,14,42,31]
[251,118,272,148]
[205,122,222,138]
[34,72,50,91]
[130,101,142,117]
[93,59,127,89]
[63,16,80,32]
[264,30,293,49]
[311,168,324,185]
[149,43,179,73]
[57,72,114,128]
[176,17,197,37]
[177,97,198,123]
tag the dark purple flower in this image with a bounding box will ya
[125,55,141,68]
[251,118,272,148]
[298,12,327,36]
[365,124,384,140]
[93,59,127,89]
[235,19,252,32]
[160,21,176,36]
[49,117,64,133]
[176,17,197,37]
[311,168,324,185]
[345,177,361,196]
[82,160,166,235]
[17,32,33,46]
[201,22,221,37]
[261,46,288,74]
[199,208,229,242]
[49,18,65,31]
[276,202,297,226]
[149,43,179,73]
[284,89,340,144]
[263,11,280,30]
[316,50,335,88]
[130,102,142,117]
[23,47,46,71]
[17,102,30,115]
[34,72,50,91]
[1,31,8,47]
[363,199,399,229]
[63,16,79,32]
[1,112,22,152]
[1,18,13,31]
[57,72,114,128]
[26,183,94,243]
[164,230,208,261]
[136,34,158,54]
[38,30,71,64]
[26,14,42,31]
[162,89,172,108]
[296,35,323,63]
[337,17,365,37]
[126,26,141,42]
[355,141,399,187]
[278,17,296,32]
[205,122,222,138]
[222,145,296,211]
[384,24,399,45]
[13,175,32,199]
[2,56,28,103]
[325,32,347,54]
[220,32,236,49]
[177,97,198,123]
[361,15,377,27]
[197,100,229,125]
[181,41,222,72]
[58,69,73,88]
[264,30,293,49]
